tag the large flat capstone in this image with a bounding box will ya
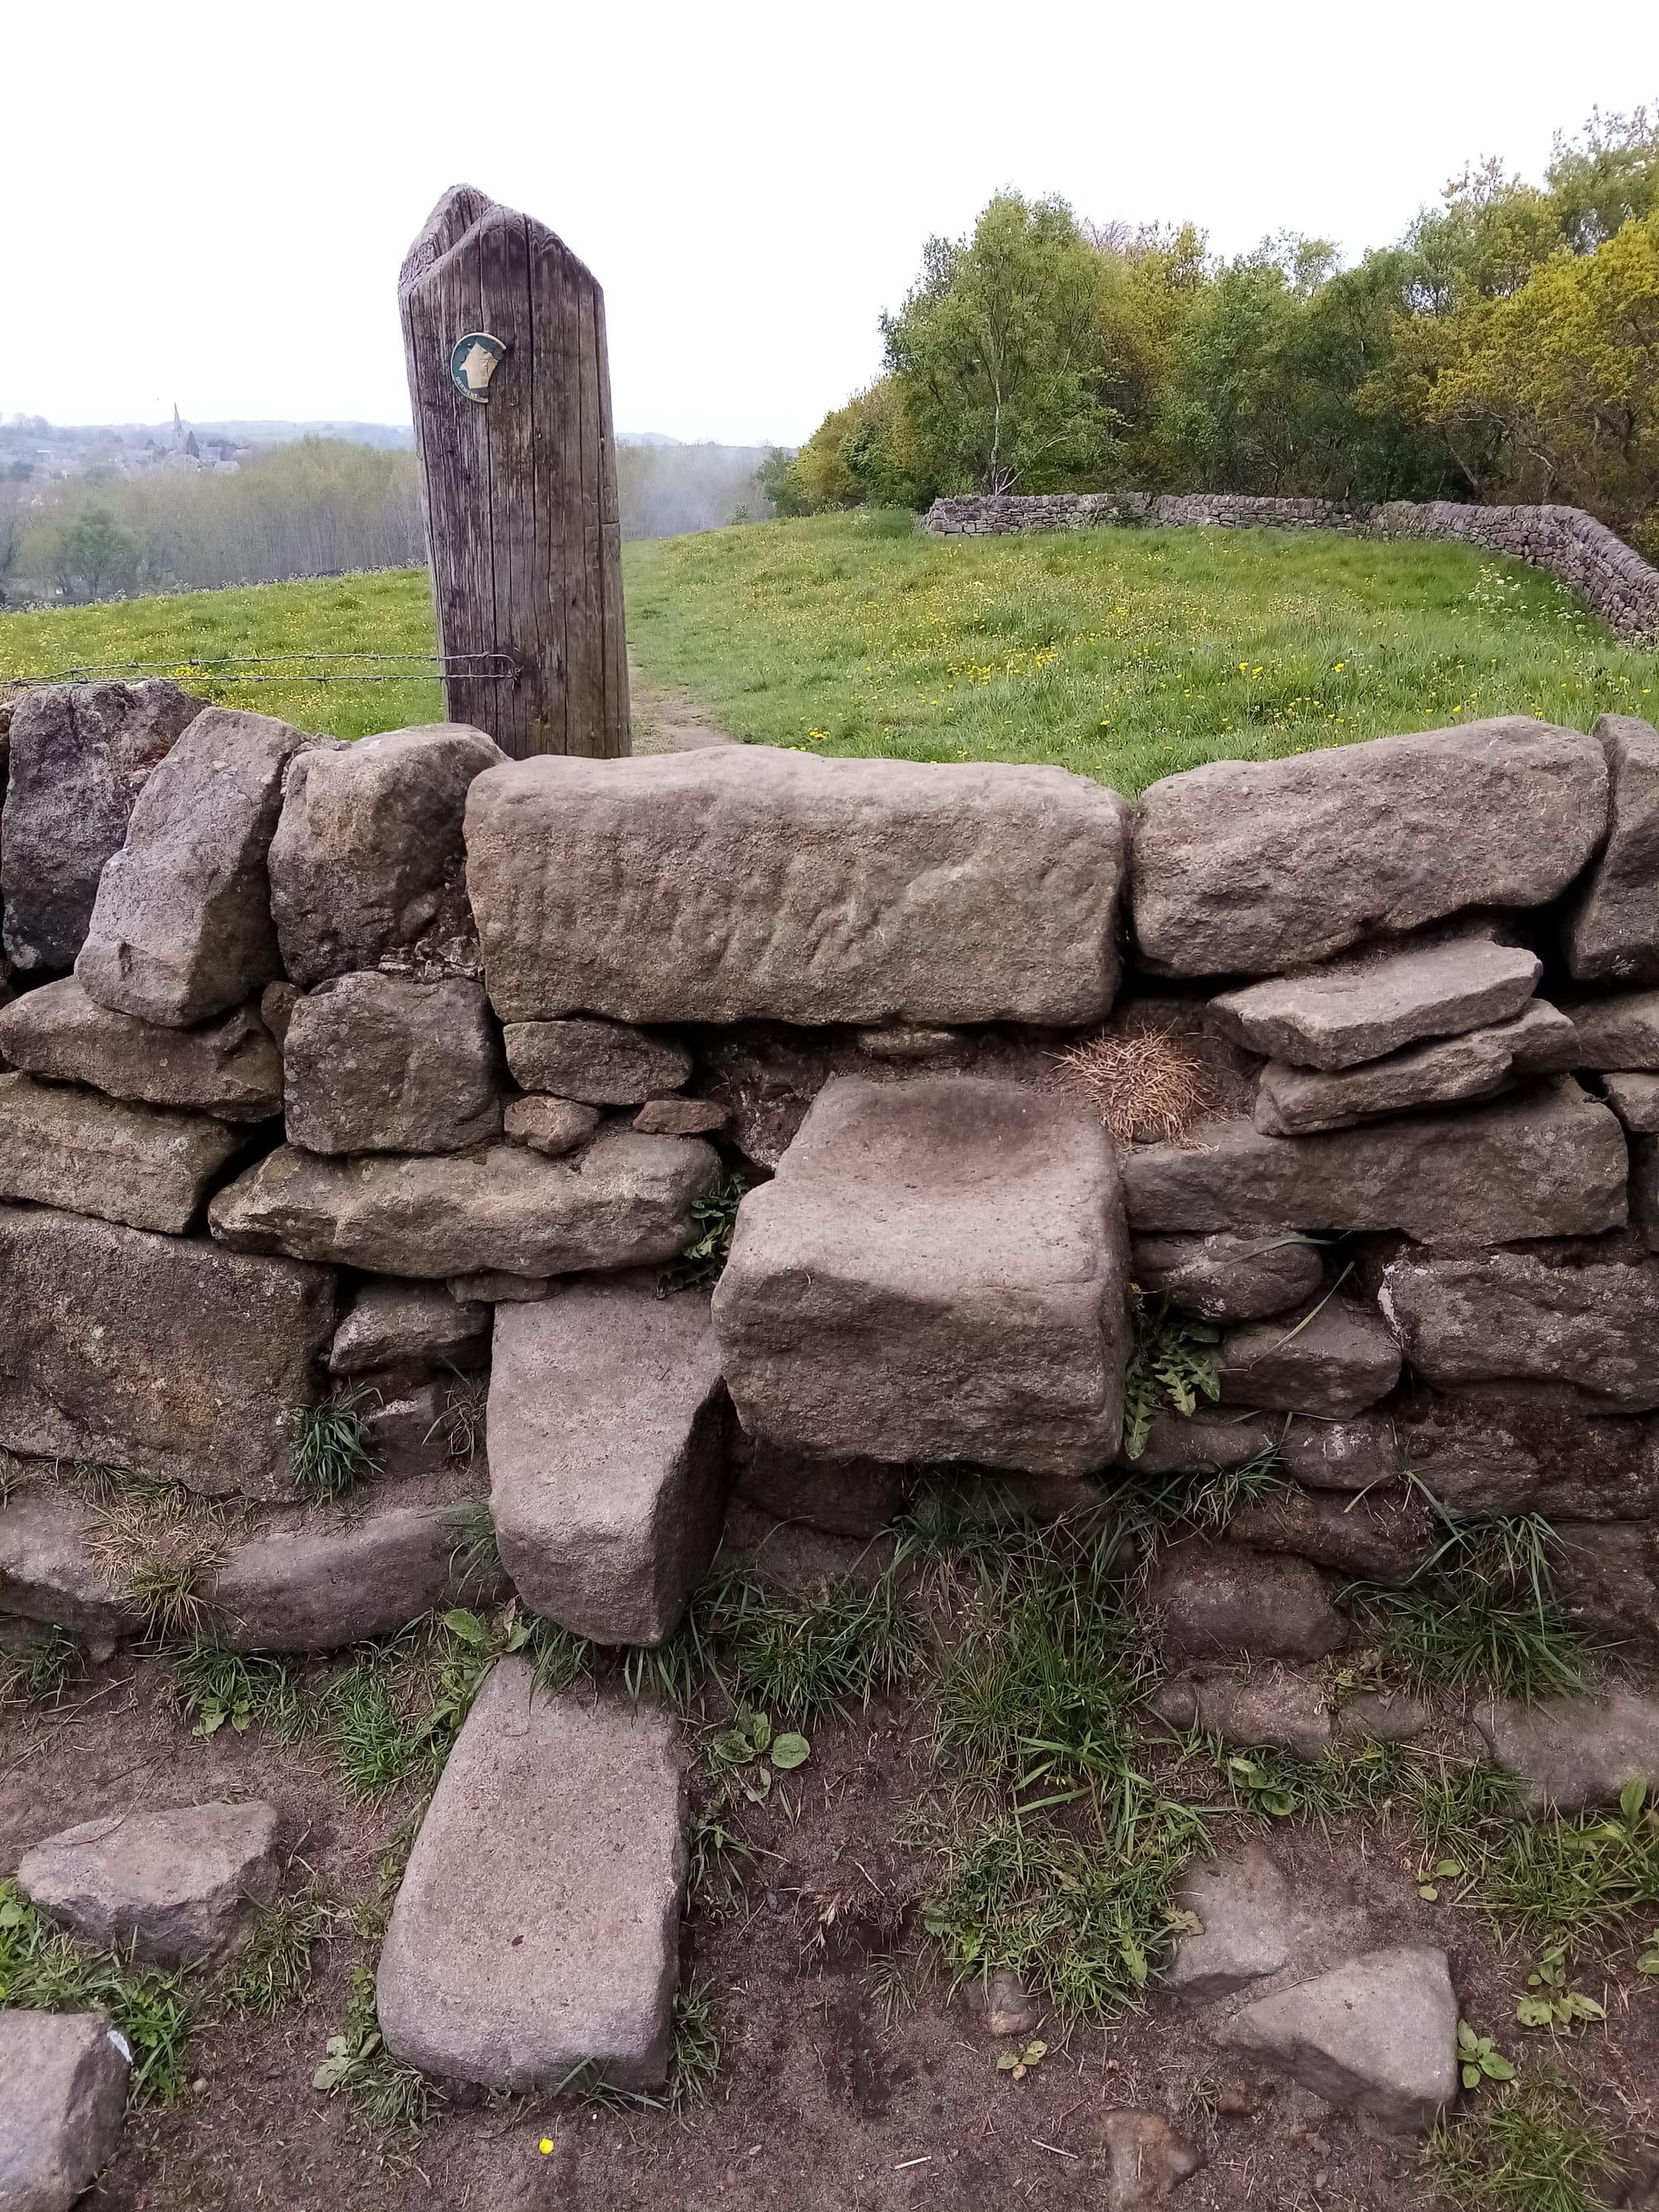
[77,707,316,1026]
[17,1802,280,1965]
[0,1072,250,1236]
[1564,715,1659,985]
[1253,1000,1577,1135]
[283,972,504,1155]
[209,1130,718,1281]
[1,678,201,976]
[1124,1079,1627,1244]
[465,749,1131,1028]
[268,722,504,984]
[0,1205,338,1500]
[0,978,282,1122]
[1132,718,1607,977]
[489,1280,732,1646]
[1209,930,1542,1070]
[377,1660,686,2091]
[713,1076,1130,1475]
[0,2007,130,2212]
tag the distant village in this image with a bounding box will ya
[0,413,414,483]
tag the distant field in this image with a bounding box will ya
[3,517,1656,793]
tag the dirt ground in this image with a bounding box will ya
[4,1641,1657,2212]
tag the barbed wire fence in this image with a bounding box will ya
[0,650,517,695]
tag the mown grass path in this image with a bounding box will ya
[4,516,1656,793]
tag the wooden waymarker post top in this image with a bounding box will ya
[399,185,630,760]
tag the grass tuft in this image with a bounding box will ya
[1356,1512,1589,1704]
[217,1879,335,2016]
[0,1625,85,1709]
[90,1480,227,1641]
[293,1388,381,1505]
[0,1879,195,2103]
[1424,2069,1621,2212]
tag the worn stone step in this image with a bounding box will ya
[17,1802,279,1965]
[1477,1689,1659,1810]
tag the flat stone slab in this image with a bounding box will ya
[1131,1229,1324,1324]
[1,677,200,977]
[1152,1670,1333,1762]
[1557,988,1659,1068]
[713,1076,1130,1476]
[284,973,504,1155]
[465,748,1131,1028]
[1217,1946,1459,2133]
[0,977,282,1122]
[269,722,504,985]
[489,1280,731,1646]
[17,1802,279,1965]
[1163,1843,1293,1998]
[1147,1539,1347,1664]
[1124,1078,1627,1245]
[1214,1296,1401,1418]
[1132,717,1607,977]
[210,1130,718,1281]
[329,1280,489,1378]
[1564,714,1659,986]
[0,1206,338,1500]
[1602,1072,1659,1131]
[0,2007,129,2212]
[78,707,316,1027]
[1255,1000,1577,1135]
[377,1660,686,2091]
[503,1017,693,1104]
[1381,1243,1659,1412]
[1476,1690,1659,1810]
[1210,931,1541,1071]
[0,1072,250,1237]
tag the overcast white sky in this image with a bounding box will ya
[6,0,1657,445]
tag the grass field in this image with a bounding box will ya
[3,514,1656,795]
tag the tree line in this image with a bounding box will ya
[765,107,1659,554]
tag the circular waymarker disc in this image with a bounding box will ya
[450,333,507,403]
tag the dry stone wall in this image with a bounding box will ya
[921,491,1659,641]
[2,680,1659,1706]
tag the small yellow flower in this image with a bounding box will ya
[539,2137,555,2155]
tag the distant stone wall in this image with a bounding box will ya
[921,490,1659,641]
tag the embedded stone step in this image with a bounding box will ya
[1276,1416,1400,1492]
[1163,1843,1293,1998]
[503,1016,693,1104]
[0,2008,129,2212]
[1151,1669,1333,1762]
[0,1490,139,1654]
[1475,1689,1659,1810]
[1131,717,1606,977]
[1214,1296,1401,1418]
[268,722,504,985]
[1254,999,1577,1135]
[0,1206,338,1500]
[1550,1520,1659,1650]
[1225,1483,1435,1586]
[328,1279,490,1377]
[0,978,282,1122]
[1210,929,1542,1071]
[713,1075,1130,1476]
[17,1802,280,1965]
[466,748,1131,1027]
[1131,1228,1324,1323]
[1124,1079,1626,1245]
[489,1279,732,1646]
[1563,713,1659,985]
[78,706,318,1027]
[0,1072,251,1236]
[501,1095,601,1156]
[1146,1539,1347,1664]
[1216,1946,1459,2132]
[1125,1411,1282,1478]
[377,1660,687,2091]
[283,972,504,1155]
[209,1130,719,1281]
[1602,1072,1659,1131]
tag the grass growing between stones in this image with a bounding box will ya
[293,1388,382,1505]
[0,1624,84,1709]
[0,1880,196,2103]
[216,1879,337,2017]
[1424,2069,1623,2212]
[89,1478,229,1642]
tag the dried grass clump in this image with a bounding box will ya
[90,1479,230,1641]
[1054,1026,1215,1146]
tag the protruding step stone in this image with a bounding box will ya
[0,1490,139,1653]
[1147,1539,1346,1664]
[0,978,282,1121]
[1563,714,1659,985]
[1,677,200,976]
[268,722,504,985]
[1558,988,1659,1069]
[633,1097,727,1135]
[0,1072,250,1236]
[1277,1416,1400,1492]
[1255,1000,1577,1135]
[1124,1079,1626,1245]
[503,1017,693,1105]
[467,748,1131,1027]
[17,1802,280,1965]
[1214,1296,1401,1418]
[1132,717,1607,976]
[489,1280,732,1645]
[713,1076,1130,1475]
[501,1095,601,1156]
[78,707,317,1027]
[1131,1229,1323,1323]
[209,1130,719,1281]
[377,1660,686,2091]
[1210,930,1541,1071]
[1381,1242,1659,1412]
[329,1280,490,1378]
[0,2008,130,2212]
[1152,1669,1333,1761]
[1475,1690,1659,1810]
[1163,1843,1292,1998]
[0,1206,338,1500]
[1216,1946,1459,2133]
[284,973,504,1155]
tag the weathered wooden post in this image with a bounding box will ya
[398,185,630,758]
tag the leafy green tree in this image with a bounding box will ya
[50,505,142,601]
